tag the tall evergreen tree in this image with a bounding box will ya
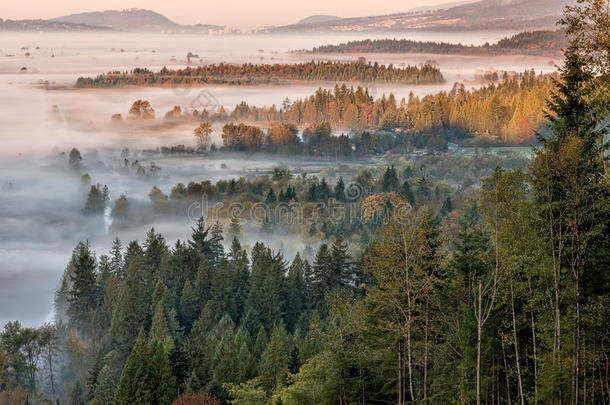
[67,242,99,331]
[91,365,115,405]
[259,322,289,393]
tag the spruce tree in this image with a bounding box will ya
[318,178,331,200]
[91,365,115,405]
[68,242,99,330]
[179,280,199,332]
[252,325,268,362]
[150,302,172,349]
[169,339,190,395]
[209,221,224,265]
[284,253,306,332]
[334,177,346,202]
[259,322,290,393]
[86,349,104,400]
[148,340,176,405]
[265,188,277,204]
[212,329,239,385]
[310,244,332,317]
[115,331,151,405]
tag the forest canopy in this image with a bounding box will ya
[75,61,444,87]
[306,29,568,56]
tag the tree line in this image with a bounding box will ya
[226,71,554,145]
[75,61,444,88]
[306,29,567,56]
[111,71,554,146]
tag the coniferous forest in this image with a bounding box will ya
[1,2,609,405]
[116,71,554,146]
[306,30,568,56]
[75,61,444,88]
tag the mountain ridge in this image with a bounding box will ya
[297,15,342,25]
[0,18,108,31]
[51,8,221,32]
[268,0,575,33]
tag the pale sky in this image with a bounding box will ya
[0,0,463,28]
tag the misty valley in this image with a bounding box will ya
[0,1,608,404]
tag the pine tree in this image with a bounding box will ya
[115,332,176,405]
[284,254,306,332]
[401,181,415,205]
[310,244,333,317]
[115,331,151,405]
[91,365,115,405]
[212,329,239,385]
[110,256,147,365]
[234,328,256,382]
[306,182,319,202]
[179,280,199,332]
[142,229,168,271]
[265,188,277,204]
[109,237,124,277]
[334,177,346,202]
[318,178,331,200]
[209,221,224,265]
[252,326,268,361]
[150,302,172,349]
[148,340,176,405]
[86,349,104,400]
[416,176,431,202]
[68,242,99,331]
[330,236,353,292]
[259,322,290,393]
[382,166,399,192]
[186,370,202,393]
[169,339,190,395]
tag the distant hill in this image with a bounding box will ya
[297,15,342,25]
[0,18,107,31]
[268,0,576,33]
[51,8,179,31]
[306,29,567,56]
[408,0,477,13]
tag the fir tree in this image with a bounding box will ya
[334,177,346,202]
[91,365,115,405]
[382,166,400,192]
[169,339,190,395]
[318,178,331,200]
[150,302,172,349]
[259,322,290,393]
[67,242,99,330]
[265,189,277,204]
[179,280,199,332]
[114,331,151,405]
[148,340,176,405]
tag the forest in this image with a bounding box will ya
[1,1,609,405]
[74,61,444,88]
[115,70,554,147]
[224,70,554,145]
[306,30,567,56]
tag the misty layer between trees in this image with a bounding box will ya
[0,1,609,404]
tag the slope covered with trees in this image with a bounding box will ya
[307,29,568,56]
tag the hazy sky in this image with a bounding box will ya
[1,0,464,28]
